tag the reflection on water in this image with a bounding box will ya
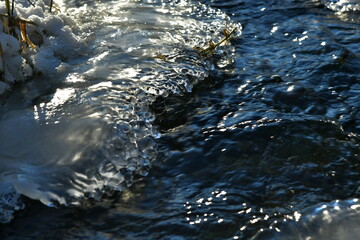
[253,199,360,240]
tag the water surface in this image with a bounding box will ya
[1,0,360,239]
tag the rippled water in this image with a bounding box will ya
[1,0,360,239]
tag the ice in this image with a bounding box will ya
[0,0,241,223]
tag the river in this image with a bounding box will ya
[1,0,360,239]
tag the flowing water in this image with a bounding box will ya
[0,0,360,239]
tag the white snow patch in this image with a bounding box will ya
[0,0,81,95]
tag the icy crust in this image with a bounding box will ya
[0,184,23,223]
[66,0,241,95]
[322,0,360,12]
[0,0,241,223]
[0,0,80,94]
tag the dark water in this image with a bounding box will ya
[1,0,360,239]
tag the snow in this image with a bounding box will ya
[0,0,80,95]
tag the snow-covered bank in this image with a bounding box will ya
[0,0,80,95]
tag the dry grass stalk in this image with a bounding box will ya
[194,27,237,57]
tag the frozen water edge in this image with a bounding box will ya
[0,0,241,223]
[0,0,83,222]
